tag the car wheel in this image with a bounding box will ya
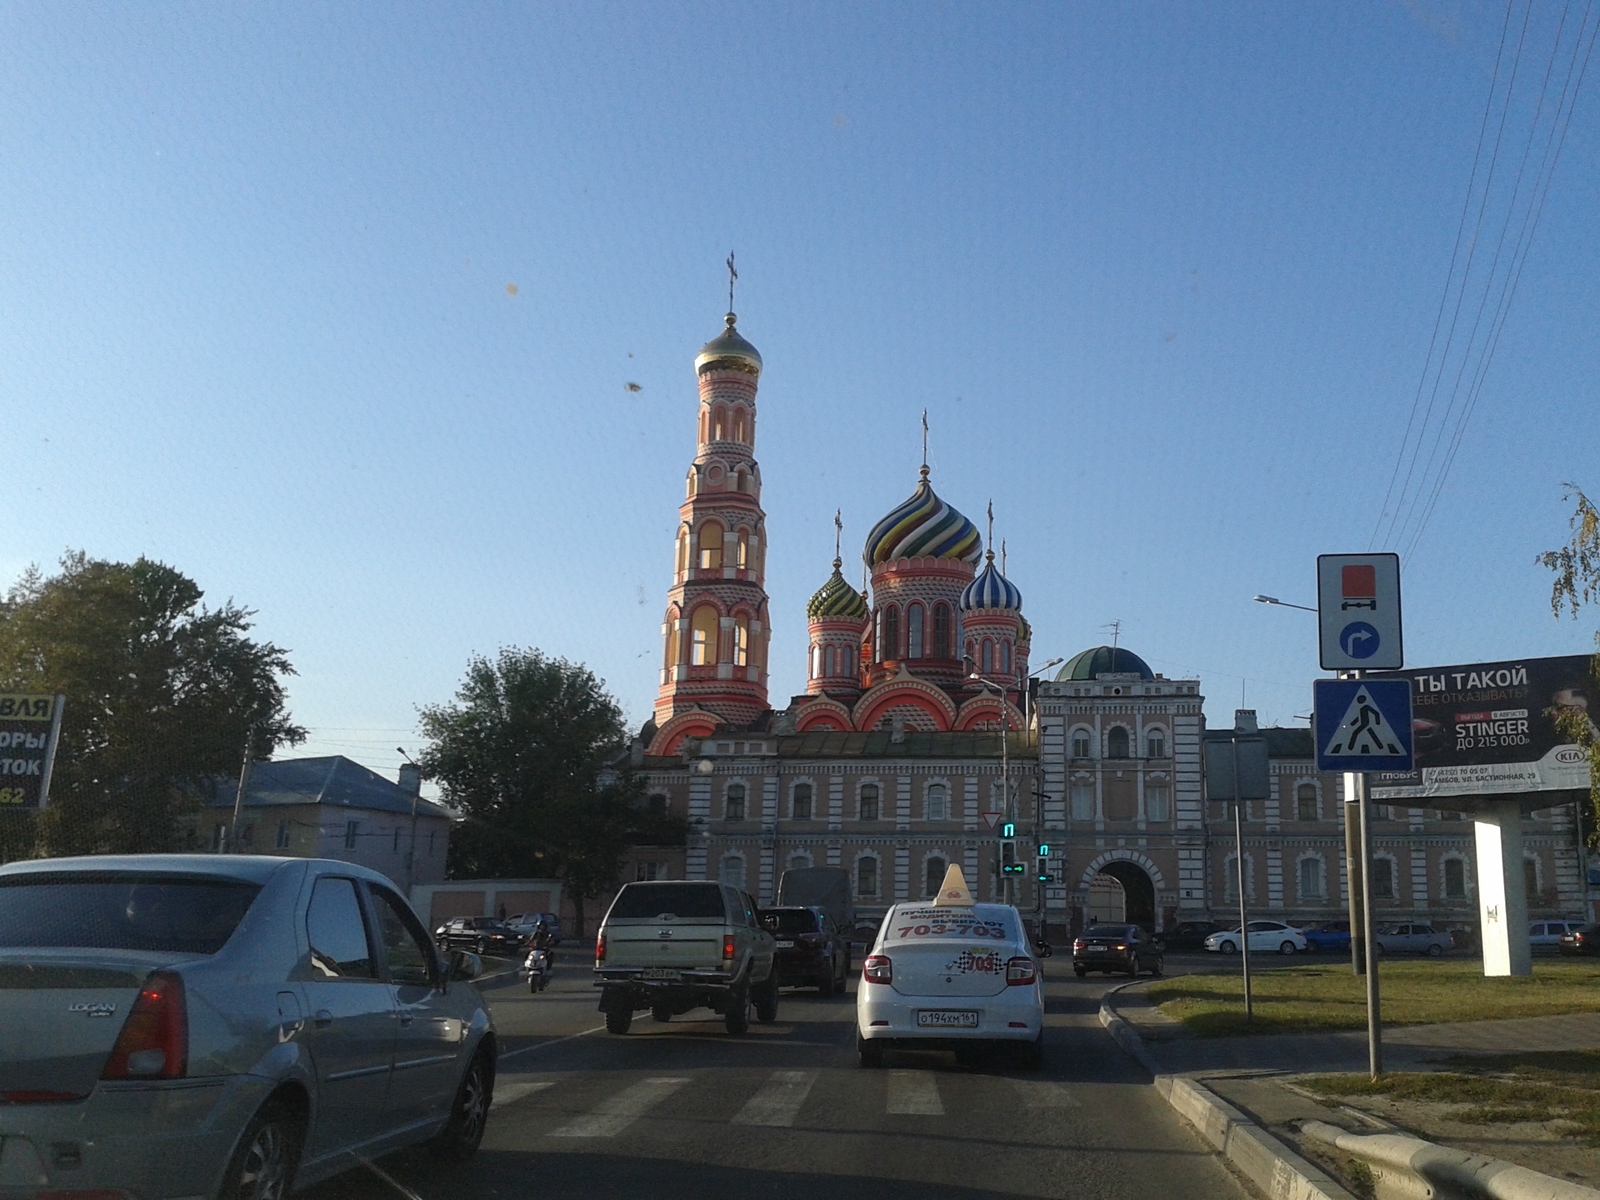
[430,1051,492,1161]
[651,1006,672,1023]
[605,1006,633,1035]
[1021,1033,1044,1071]
[1219,940,1237,954]
[1125,954,1139,979]
[725,986,751,1035]
[476,938,489,957]
[220,1100,303,1200]
[1280,941,1296,956]
[819,965,837,997]
[1427,943,1444,957]
[1073,966,1087,977]
[857,1034,884,1068]
[1150,955,1164,977]
[754,972,780,1023]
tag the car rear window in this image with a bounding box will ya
[883,906,1016,943]
[0,872,262,955]
[1082,925,1134,939]
[762,909,819,934]
[608,882,725,920]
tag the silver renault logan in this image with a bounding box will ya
[0,854,497,1200]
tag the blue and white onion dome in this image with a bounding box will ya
[959,551,1022,612]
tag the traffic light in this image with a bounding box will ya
[1000,840,1024,875]
[1000,821,1016,839]
[1036,858,1052,884]
[1036,842,1051,856]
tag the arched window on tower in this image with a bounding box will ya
[810,644,821,679]
[734,468,748,494]
[665,614,680,669]
[880,606,900,662]
[733,615,750,667]
[685,469,697,497]
[932,604,951,658]
[675,528,689,575]
[733,409,747,443]
[713,406,727,441]
[691,606,720,666]
[907,604,924,658]
[1001,640,1012,675]
[698,521,723,570]
[823,645,835,677]
[736,529,749,568]
[981,639,993,675]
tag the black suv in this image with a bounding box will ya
[760,905,851,994]
[434,916,525,957]
[1072,924,1164,978]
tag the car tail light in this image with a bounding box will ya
[595,933,606,965]
[102,971,186,1080]
[1113,944,1128,951]
[1006,957,1036,986]
[1072,939,1086,951]
[863,954,893,984]
[723,933,737,963]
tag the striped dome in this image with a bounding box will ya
[807,562,868,620]
[959,553,1022,612]
[863,471,982,567]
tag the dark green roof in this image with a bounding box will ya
[1056,646,1154,682]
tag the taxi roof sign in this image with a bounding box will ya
[932,863,974,907]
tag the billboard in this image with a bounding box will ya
[1367,655,1594,801]
[0,694,63,810]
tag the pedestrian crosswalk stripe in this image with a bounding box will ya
[885,1070,943,1115]
[1011,1079,1079,1107]
[551,1076,690,1138]
[492,1080,556,1109]
[730,1070,818,1127]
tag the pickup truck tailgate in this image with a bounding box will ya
[604,919,723,969]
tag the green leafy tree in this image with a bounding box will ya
[1538,484,1600,843]
[418,648,681,936]
[0,553,305,857]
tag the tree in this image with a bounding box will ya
[0,553,305,857]
[1538,484,1600,842]
[418,648,682,936]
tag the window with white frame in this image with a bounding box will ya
[857,855,879,897]
[1070,782,1095,821]
[786,851,812,872]
[859,784,879,821]
[1370,856,1395,898]
[1296,783,1318,822]
[1146,731,1165,758]
[725,783,746,821]
[1071,729,1091,758]
[719,854,746,889]
[925,782,949,822]
[1107,726,1130,758]
[1444,856,1467,899]
[1298,856,1325,899]
[1224,856,1244,903]
[1145,782,1170,822]
[792,783,813,820]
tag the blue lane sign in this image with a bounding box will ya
[1313,678,1414,773]
[1339,621,1381,660]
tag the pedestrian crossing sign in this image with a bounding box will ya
[1313,678,1414,772]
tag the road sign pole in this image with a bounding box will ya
[1356,764,1382,1078]
[36,695,65,811]
[1343,771,1367,976]
[1233,768,1252,1023]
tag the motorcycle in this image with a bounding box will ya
[525,944,552,993]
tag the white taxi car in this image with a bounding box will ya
[855,866,1043,1068]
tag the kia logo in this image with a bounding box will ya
[1556,748,1586,765]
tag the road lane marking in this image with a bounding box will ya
[730,1070,818,1127]
[551,1076,690,1138]
[1012,1079,1080,1107]
[886,1070,943,1115]
[356,1154,428,1200]
[492,1079,557,1109]
[498,1024,607,1060]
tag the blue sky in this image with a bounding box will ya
[3,2,1597,779]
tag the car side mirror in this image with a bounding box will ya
[448,949,483,982]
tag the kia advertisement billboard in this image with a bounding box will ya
[1366,655,1594,801]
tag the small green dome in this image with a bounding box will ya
[807,562,867,620]
[1055,646,1154,682]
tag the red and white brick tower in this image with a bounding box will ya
[652,312,771,743]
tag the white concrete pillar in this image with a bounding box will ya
[1475,800,1531,977]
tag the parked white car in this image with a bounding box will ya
[1203,920,1307,955]
[855,868,1042,1068]
[1530,920,1586,951]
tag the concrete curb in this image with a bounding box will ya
[1303,1120,1600,1200]
[1099,983,1356,1200]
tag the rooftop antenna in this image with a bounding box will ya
[1104,619,1123,652]
[725,252,738,322]
[1001,538,1007,575]
[920,410,930,480]
[833,509,843,569]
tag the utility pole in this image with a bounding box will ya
[228,725,257,854]
[1232,737,1252,1022]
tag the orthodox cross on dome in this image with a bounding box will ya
[1002,538,1007,575]
[920,409,929,477]
[833,509,843,569]
[986,501,994,556]
[726,252,738,321]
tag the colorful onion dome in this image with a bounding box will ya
[807,560,868,619]
[695,313,762,375]
[1017,614,1032,642]
[863,469,982,566]
[959,551,1023,611]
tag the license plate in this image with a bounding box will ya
[776,940,795,948]
[916,1010,979,1028]
[640,968,681,981]
[1087,944,1105,951]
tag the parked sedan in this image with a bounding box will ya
[1203,920,1307,955]
[435,916,525,957]
[1072,924,1164,977]
[1559,924,1600,956]
[0,854,495,1200]
[1531,920,1587,952]
[1161,921,1224,952]
[761,905,851,994]
[1303,920,1352,954]
[1374,922,1451,956]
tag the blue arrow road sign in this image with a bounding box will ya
[1313,678,1414,773]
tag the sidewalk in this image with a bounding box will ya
[1110,980,1600,1074]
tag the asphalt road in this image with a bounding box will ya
[305,951,1252,1200]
